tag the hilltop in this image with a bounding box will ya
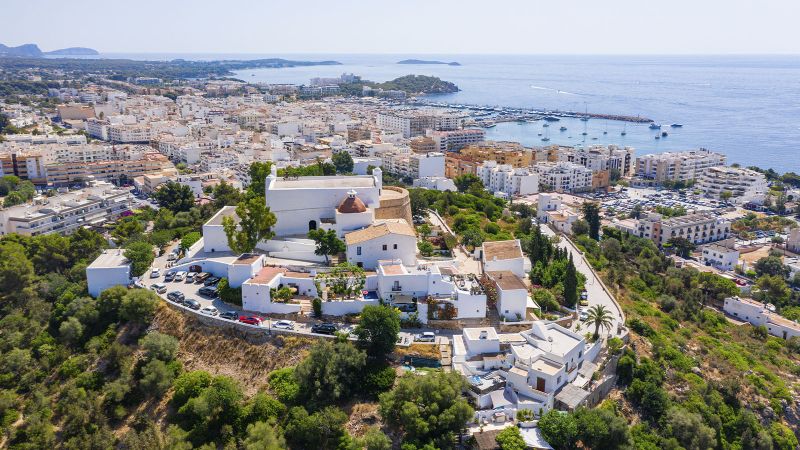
[45,47,99,56]
[339,74,459,96]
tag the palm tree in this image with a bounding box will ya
[587,304,614,340]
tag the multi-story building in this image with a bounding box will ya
[700,238,739,271]
[476,161,539,196]
[696,166,768,204]
[381,151,445,179]
[429,129,486,152]
[445,154,481,178]
[635,148,726,183]
[634,212,731,246]
[460,142,532,167]
[0,182,133,236]
[376,111,463,138]
[557,145,635,177]
[532,162,593,193]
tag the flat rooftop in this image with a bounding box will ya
[248,266,285,285]
[205,205,238,226]
[486,270,527,291]
[87,249,129,269]
[271,175,375,190]
[233,253,261,265]
[463,327,500,342]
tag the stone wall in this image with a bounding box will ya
[375,186,413,226]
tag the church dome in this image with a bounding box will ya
[338,190,367,214]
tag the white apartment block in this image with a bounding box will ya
[697,166,768,204]
[0,182,133,236]
[700,238,739,271]
[532,162,592,193]
[634,212,731,246]
[635,148,726,182]
[381,151,445,179]
[557,145,635,176]
[429,129,486,152]
[376,111,463,138]
[723,297,800,340]
[476,161,539,196]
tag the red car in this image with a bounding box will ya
[239,316,263,326]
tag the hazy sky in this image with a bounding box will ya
[4,0,800,54]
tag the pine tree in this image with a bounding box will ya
[564,254,578,308]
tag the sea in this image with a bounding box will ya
[95,53,800,173]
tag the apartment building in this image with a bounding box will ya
[635,148,726,182]
[634,212,731,246]
[428,129,486,152]
[476,161,539,196]
[376,111,463,138]
[460,142,532,167]
[0,182,133,236]
[381,151,445,179]
[557,145,635,177]
[532,162,593,193]
[696,166,768,204]
[700,238,739,271]
[445,154,480,178]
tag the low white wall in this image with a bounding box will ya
[322,299,380,315]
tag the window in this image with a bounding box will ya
[393,244,398,250]
[356,246,361,256]
[382,244,387,251]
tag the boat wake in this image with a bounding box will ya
[530,85,579,96]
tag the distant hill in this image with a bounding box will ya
[0,43,99,57]
[397,59,461,66]
[45,47,99,56]
[0,43,43,57]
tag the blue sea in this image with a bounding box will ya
[100,53,800,173]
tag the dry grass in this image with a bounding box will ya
[393,343,440,360]
[151,305,315,395]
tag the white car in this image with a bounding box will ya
[272,320,294,330]
[150,268,161,278]
[200,306,218,316]
[579,310,589,321]
[174,271,187,282]
[415,331,436,342]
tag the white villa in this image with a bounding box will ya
[455,322,603,422]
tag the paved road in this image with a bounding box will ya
[540,225,625,338]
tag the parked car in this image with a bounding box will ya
[415,331,436,342]
[239,316,263,326]
[272,320,295,330]
[167,291,185,303]
[164,272,175,282]
[579,310,589,321]
[185,272,196,283]
[204,276,221,286]
[167,253,177,261]
[195,272,211,283]
[311,323,337,335]
[150,283,167,294]
[174,271,186,282]
[200,306,218,316]
[183,299,201,310]
[198,286,218,297]
[150,268,161,278]
[579,299,589,307]
[219,310,239,321]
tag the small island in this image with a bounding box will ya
[339,74,459,96]
[397,59,461,66]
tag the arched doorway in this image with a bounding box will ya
[308,220,317,231]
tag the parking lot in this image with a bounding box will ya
[589,187,721,218]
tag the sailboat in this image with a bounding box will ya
[580,103,589,121]
[541,127,550,142]
[621,123,627,136]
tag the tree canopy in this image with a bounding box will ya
[222,196,277,254]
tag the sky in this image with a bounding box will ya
[3,0,800,55]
